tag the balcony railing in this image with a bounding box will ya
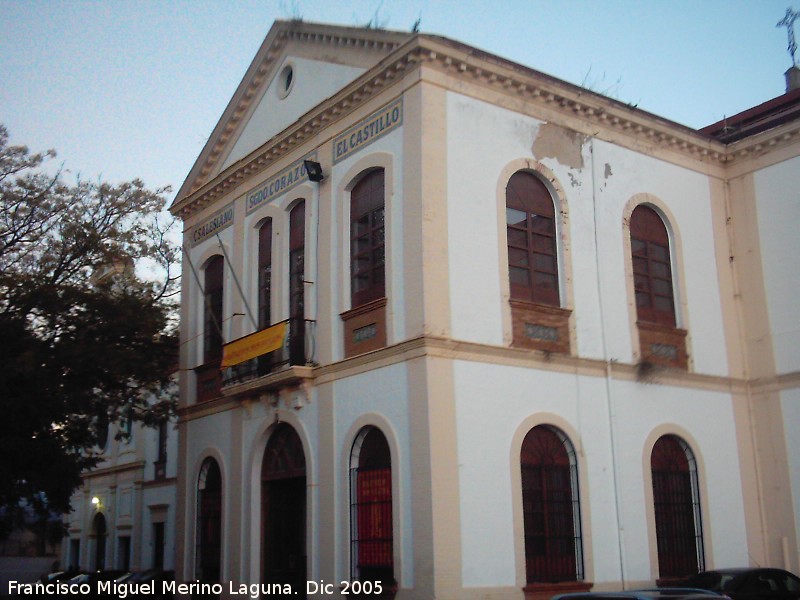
[221,318,316,388]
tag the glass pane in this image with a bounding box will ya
[651,261,669,278]
[636,291,650,307]
[508,228,528,248]
[653,279,672,296]
[634,274,649,291]
[654,296,674,312]
[354,237,371,252]
[373,246,385,266]
[631,238,646,255]
[506,207,527,227]
[650,243,669,261]
[372,208,385,227]
[353,274,369,292]
[353,216,369,235]
[531,215,554,235]
[633,256,648,274]
[508,247,529,267]
[533,253,555,272]
[532,234,554,253]
[533,272,556,289]
[374,226,385,245]
[510,266,529,286]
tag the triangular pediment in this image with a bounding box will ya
[172,21,412,208]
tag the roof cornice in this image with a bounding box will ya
[171,32,800,220]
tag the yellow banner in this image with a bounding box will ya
[221,322,287,368]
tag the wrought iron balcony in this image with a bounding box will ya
[221,318,316,393]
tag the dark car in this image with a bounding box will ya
[683,568,800,600]
[552,588,726,600]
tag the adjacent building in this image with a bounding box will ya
[167,20,800,599]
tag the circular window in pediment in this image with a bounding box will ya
[277,63,295,99]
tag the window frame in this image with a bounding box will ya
[520,425,584,584]
[506,170,561,307]
[203,256,225,364]
[350,169,386,309]
[629,205,677,328]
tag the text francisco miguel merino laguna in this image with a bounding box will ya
[8,579,385,597]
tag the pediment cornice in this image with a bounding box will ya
[171,31,800,220]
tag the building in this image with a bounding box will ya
[60,396,179,575]
[168,20,800,599]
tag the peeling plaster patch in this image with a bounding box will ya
[604,163,613,179]
[568,172,580,188]
[532,123,587,169]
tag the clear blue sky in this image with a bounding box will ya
[1,0,796,195]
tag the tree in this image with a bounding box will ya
[0,125,179,522]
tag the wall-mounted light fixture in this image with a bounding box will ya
[91,496,101,508]
[304,160,324,183]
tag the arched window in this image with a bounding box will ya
[630,206,676,327]
[203,256,224,363]
[351,170,385,308]
[289,202,306,365]
[520,425,583,584]
[651,435,704,579]
[506,171,559,307]
[262,424,306,590]
[258,219,273,330]
[197,458,222,583]
[91,512,107,571]
[350,427,394,587]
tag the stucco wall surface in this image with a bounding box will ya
[223,56,365,170]
[753,155,800,375]
[445,92,729,376]
[452,359,749,588]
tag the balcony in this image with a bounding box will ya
[220,318,316,397]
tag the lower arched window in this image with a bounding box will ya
[196,457,222,583]
[520,425,583,583]
[651,435,704,579]
[350,426,394,587]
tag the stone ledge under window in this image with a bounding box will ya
[523,581,593,600]
[341,297,387,358]
[510,300,572,355]
[637,321,688,370]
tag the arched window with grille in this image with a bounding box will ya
[506,171,559,307]
[651,435,704,579]
[289,201,306,365]
[350,426,394,588]
[196,457,222,583]
[520,425,583,584]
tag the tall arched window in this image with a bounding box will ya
[350,427,394,587]
[520,425,583,584]
[203,256,224,364]
[351,170,385,308]
[651,435,704,579]
[289,202,306,365]
[506,171,559,307]
[258,219,273,330]
[197,458,222,583]
[91,512,107,571]
[630,205,676,327]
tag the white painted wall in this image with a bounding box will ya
[223,57,366,170]
[445,92,730,376]
[452,359,750,587]
[753,155,800,375]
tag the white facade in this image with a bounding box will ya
[169,21,800,599]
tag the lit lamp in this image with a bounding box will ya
[91,496,101,508]
[304,160,324,183]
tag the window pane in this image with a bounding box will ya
[508,228,528,248]
[532,234,554,253]
[650,243,669,262]
[631,238,646,255]
[633,256,648,274]
[653,279,672,296]
[654,296,674,312]
[509,247,529,267]
[636,292,650,308]
[533,253,556,272]
[533,272,557,289]
[651,261,669,278]
[510,266,529,286]
[531,215,554,235]
[507,207,528,227]
[634,274,649,292]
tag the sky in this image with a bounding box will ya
[1,0,797,198]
